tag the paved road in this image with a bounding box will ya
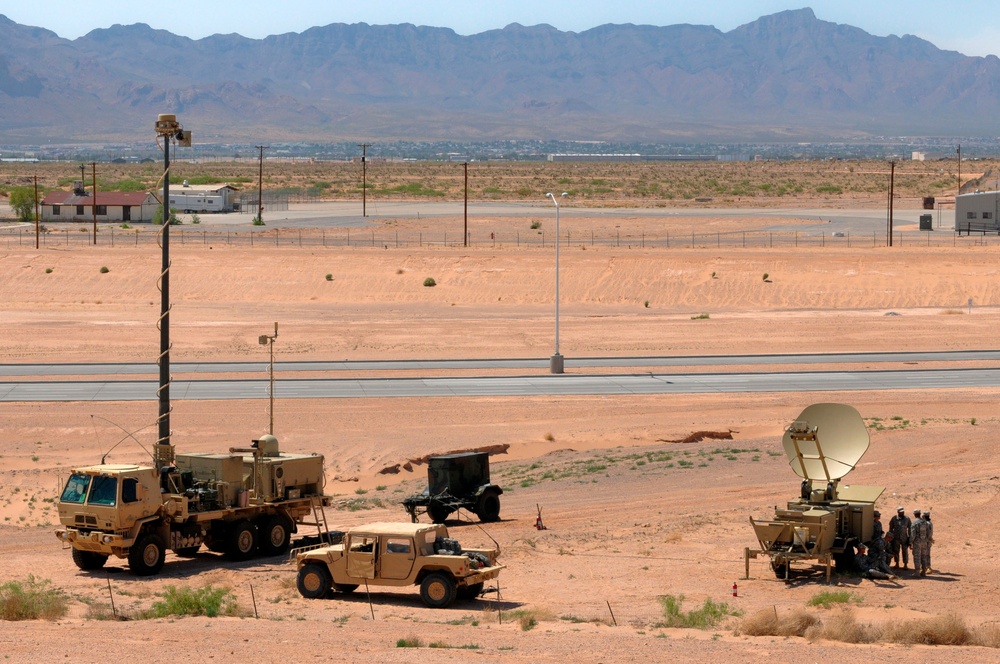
[3,366,999,402]
[4,350,998,378]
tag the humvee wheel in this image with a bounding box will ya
[332,583,359,594]
[226,520,258,561]
[258,515,292,556]
[174,546,201,558]
[297,563,332,599]
[71,548,108,571]
[128,534,166,576]
[476,491,501,522]
[457,582,484,601]
[420,572,457,608]
[428,503,452,524]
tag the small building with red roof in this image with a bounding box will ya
[40,190,160,223]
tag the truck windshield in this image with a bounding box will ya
[60,474,92,504]
[87,475,118,506]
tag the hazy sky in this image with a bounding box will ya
[6,1,1000,57]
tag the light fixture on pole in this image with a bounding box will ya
[546,192,568,374]
[258,322,279,436]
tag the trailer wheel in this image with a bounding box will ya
[457,582,484,601]
[296,563,332,599]
[71,548,108,571]
[476,491,501,522]
[258,515,292,556]
[128,534,166,576]
[420,572,457,608]
[771,560,789,579]
[428,503,451,524]
[226,520,258,561]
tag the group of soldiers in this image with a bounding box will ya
[855,506,934,580]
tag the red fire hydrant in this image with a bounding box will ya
[732,582,738,597]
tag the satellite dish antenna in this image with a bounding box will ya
[782,403,869,482]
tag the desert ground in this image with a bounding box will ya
[3,162,1000,660]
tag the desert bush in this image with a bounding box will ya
[396,636,422,648]
[325,273,333,281]
[740,607,819,637]
[807,590,856,608]
[530,220,541,229]
[0,576,68,621]
[881,613,971,646]
[805,609,879,644]
[99,266,110,273]
[657,595,741,629]
[502,607,555,632]
[972,622,1000,648]
[423,277,436,287]
[144,585,242,618]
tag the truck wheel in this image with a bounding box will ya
[476,492,501,522]
[226,520,258,561]
[420,572,457,608]
[457,582,484,601]
[332,583,358,594]
[128,534,166,576]
[428,504,451,524]
[71,548,108,571]
[258,515,292,556]
[296,563,332,599]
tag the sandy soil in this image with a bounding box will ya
[2,209,1000,661]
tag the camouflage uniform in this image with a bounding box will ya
[910,514,931,576]
[888,509,911,568]
[855,546,892,580]
[867,534,894,576]
[923,511,933,572]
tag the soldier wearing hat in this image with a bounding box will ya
[871,510,884,542]
[888,506,911,569]
[854,542,894,580]
[910,509,931,576]
[923,510,934,573]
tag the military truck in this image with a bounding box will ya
[402,452,503,523]
[56,434,330,576]
[745,403,884,583]
[294,522,504,608]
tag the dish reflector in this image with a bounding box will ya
[781,403,869,482]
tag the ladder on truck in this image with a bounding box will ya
[288,496,335,561]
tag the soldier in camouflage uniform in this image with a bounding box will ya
[923,510,933,573]
[855,543,893,580]
[867,532,895,577]
[889,506,911,569]
[910,509,931,576]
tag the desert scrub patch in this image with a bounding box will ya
[0,576,68,621]
[807,590,859,609]
[145,585,244,618]
[423,277,437,287]
[656,594,741,629]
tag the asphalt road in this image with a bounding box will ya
[3,352,1000,401]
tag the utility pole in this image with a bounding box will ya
[255,145,268,224]
[79,164,85,190]
[33,175,39,249]
[463,162,468,247]
[887,160,896,247]
[91,162,98,245]
[357,143,370,217]
[957,144,962,197]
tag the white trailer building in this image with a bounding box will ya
[955,191,1000,233]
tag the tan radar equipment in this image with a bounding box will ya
[746,403,884,583]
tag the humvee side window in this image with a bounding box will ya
[60,474,91,504]
[350,536,375,553]
[88,475,118,506]
[384,538,411,555]
[122,478,139,503]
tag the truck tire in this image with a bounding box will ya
[71,548,109,571]
[475,491,501,522]
[419,572,457,609]
[258,515,292,556]
[128,534,166,576]
[332,583,359,594]
[296,563,332,599]
[428,503,451,524]
[457,582,484,601]
[226,520,258,561]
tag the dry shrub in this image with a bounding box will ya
[741,607,819,637]
[805,608,880,644]
[882,614,971,646]
[972,622,1000,648]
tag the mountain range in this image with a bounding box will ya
[1,8,998,145]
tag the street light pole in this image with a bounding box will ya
[546,192,568,374]
[255,145,267,224]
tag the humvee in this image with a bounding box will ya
[745,403,885,583]
[402,452,503,523]
[294,522,503,608]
